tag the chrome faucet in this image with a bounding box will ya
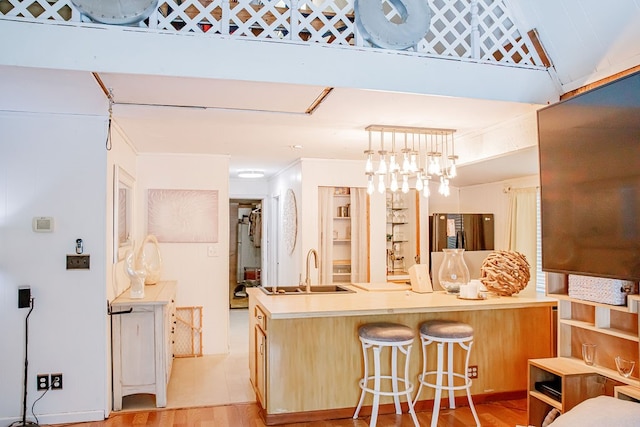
[305,249,319,293]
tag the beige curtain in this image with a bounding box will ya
[350,188,368,282]
[318,187,334,283]
[506,187,538,294]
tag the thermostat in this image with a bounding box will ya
[32,217,54,232]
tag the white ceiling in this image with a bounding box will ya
[105,72,543,185]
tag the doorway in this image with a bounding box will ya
[229,199,263,309]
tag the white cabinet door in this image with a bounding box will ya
[120,308,156,387]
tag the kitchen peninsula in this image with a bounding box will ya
[248,285,557,424]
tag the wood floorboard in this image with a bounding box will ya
[46,399,527,427]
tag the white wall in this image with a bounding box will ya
[107,125,139,301]
[136,154,230,355]
[0,112,108,424]
[269,161,303,287]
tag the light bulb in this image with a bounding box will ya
[432,157,442,176]
[415,173,423,191]
[402,153,410,173]
[390,173,399,192]
[438,176,445,195]
[367,175,374,195]
[423,180,430,197]
[365,153,373,173]
[389,153,397,172]
[428,156,437,175]
[378,154,387,174]
[377,174,386,194]
[449,161,457,178]
[410,153,417,172]
[401,175,409,193]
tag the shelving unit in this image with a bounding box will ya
[332,188,351,283]
[385,191,418,278]
[527,273,640,426]
[528,358,606,426]
[547,273,640,374]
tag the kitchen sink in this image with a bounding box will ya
[259,284,355,295]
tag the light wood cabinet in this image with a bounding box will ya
[528,358,607,426]
[527,273,640,425]
[249,297,267,406]
[546,272,639,382]
[248,287,554,423]
[111,281,176,411]
[255,305,267,405]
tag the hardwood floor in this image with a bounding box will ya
[48,399,528,426]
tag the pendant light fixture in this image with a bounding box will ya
[364,125,457,196]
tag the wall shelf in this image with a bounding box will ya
[386,191,418,276]
[529,272,640,425]
[558,318,639,342]
[550,292,638,314]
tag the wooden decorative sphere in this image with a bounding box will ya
[480,250,530,296]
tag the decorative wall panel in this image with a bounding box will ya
[147,189,219,243]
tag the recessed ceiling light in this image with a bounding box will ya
[238,170,265,179]
[291,145,303,149]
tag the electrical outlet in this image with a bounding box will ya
[51,373,63,390]
[37,374,49,391]
[467,365,478,379]
[66,255,90,270]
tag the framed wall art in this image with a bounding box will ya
[148,189,218,243]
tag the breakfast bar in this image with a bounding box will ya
[248,285,557,425]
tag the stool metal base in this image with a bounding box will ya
[415,335,481,427]
[353,337,419,427]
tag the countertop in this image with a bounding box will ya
[248,285,557,319]
[112,280,176,306]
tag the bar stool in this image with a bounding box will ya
[415,319,480,427]
[353,322,419,427]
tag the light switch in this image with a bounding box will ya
[207,245,218,257]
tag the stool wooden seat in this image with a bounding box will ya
[415,319,480,427]
[353,322,419,427]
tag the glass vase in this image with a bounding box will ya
[438,248,470,294]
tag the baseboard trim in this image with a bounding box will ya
[261,390,527,425]
[1,410,105,425]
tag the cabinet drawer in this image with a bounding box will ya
[255,305,267,331]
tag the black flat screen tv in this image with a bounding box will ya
[538,70,640,281]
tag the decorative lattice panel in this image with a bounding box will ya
[154,0,226,33]
[1,0,545,67]
[475,0,540,65]
[174,306,203,358]
[0,0,77,20]
[228,0,291,40]
[295,0,354,45]
[418,0,473,58]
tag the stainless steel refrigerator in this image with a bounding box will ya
[429,213,494,252]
